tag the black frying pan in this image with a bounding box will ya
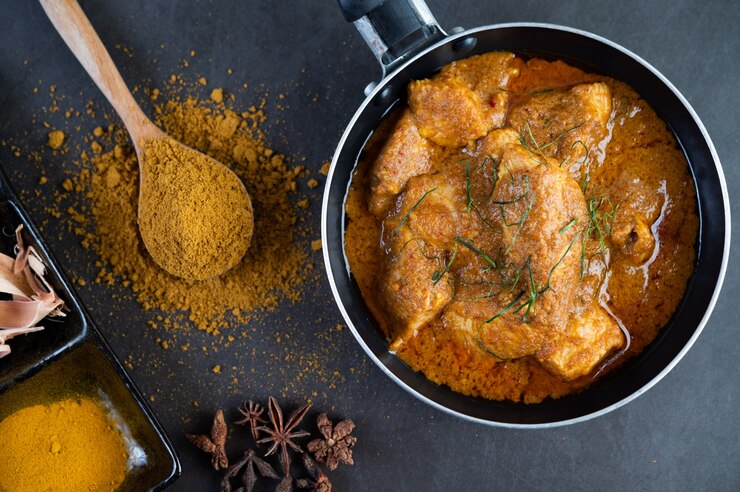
[321,0,731,427]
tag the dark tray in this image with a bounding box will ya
[0,166,180,491]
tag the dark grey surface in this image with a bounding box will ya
[0,1,738,491]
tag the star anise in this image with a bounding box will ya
[296,453,332,492]
[257,397,312,475]
[220,449,279,492]
[186,409,229,471]
[307,413,356,471]
[235,400,266,443]
[276,476,293,492]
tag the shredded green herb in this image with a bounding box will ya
[476,328,511,361]
[465,160,472,213]
[519,121,585,167]
[393,188,437,236]
[514,262,541,321]
[454,236,497,270]
[503,192,535,256]
[538,121,584,151]
[471,203,498,232]
[518,133,549,166]
[559,218,578,235]
[580,192,620,276]
[503,257,530,291]
[488,163,499,199]
[546,229,584,289]
[561,139,590,169]
[525,122,542,152]
[491,175,530,205]
[483,290,526,323]
[580,171,591,194]
[586,194,620,253]
[432,244,458,285]
[392,238,414,260]
[498,87,555,95]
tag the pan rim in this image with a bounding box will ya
[321,21,731,429]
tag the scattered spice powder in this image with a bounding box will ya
[63,95,307,333]
[47,130,65,149]
[210,88,224,103]
[0,398,128,491]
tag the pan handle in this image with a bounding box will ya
[337,0,446,79]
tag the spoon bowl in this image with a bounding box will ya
[136,137,253,280]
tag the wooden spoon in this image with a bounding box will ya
[39,0,254,280]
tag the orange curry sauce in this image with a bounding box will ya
[344,54,698,403]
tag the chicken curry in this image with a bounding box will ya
[344,52,698,403]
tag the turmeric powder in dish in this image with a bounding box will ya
[138,137,253,280]
[0,398,128,491]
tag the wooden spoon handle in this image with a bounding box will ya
[39,0,159,143]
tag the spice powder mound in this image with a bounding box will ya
[138,137,253,281]
[0,398,128,492]
[69,97,306,333]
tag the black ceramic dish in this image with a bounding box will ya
[0,167,180,489]
[322,0,731,427]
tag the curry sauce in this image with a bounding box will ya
[344,53,698,403]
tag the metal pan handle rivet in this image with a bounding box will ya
[452,36,477,53]
[373,86,393,106]
[364,81,378,97]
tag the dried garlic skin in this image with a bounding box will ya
[138,138,254,280]
[0,225,64,357]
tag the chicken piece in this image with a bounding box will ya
[536,304,625,381]
[379,173,464,350]
[507,82,612,177]
[439,51,519,128]
[368,110,433,217]
[395,173,469,250]
[610,208,655,264]
[443,300,557,361]
[380,239,454,352]
[408,52,519,148]
[449,144,589,360]
[408,77,492,147]
[475,128,520,164]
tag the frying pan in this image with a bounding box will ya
[321,0,730,427]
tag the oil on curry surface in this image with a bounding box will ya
[345,52,698,403]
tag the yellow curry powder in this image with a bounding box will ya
[66,96,307,333]
[47,130,65,150]
[138,137,254,280]
[0,398,127,491]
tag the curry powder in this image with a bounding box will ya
[0,398,128,491]
[138,137,253,280]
